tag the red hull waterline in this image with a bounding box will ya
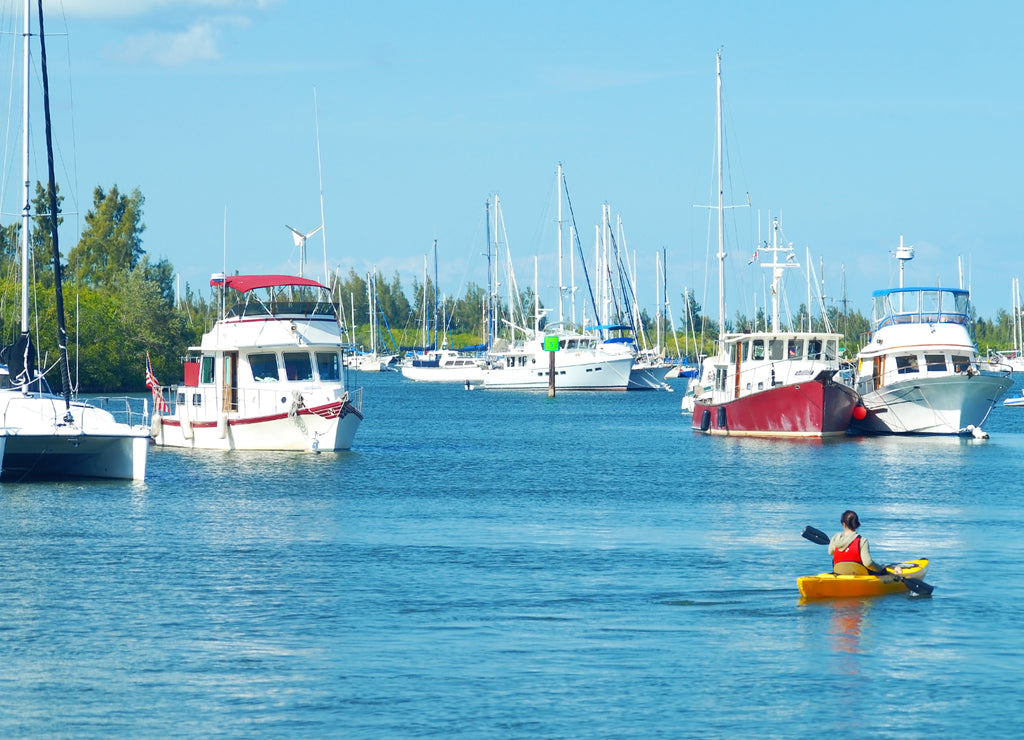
[692,380,859,438]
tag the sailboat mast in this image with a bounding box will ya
[432,238,438,349]
[19,0,29,334]
[715,51,725,346]
[484,198,494,350]
[557,162,564,323]
[38,0,74,408]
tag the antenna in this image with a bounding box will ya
[894,234,914,289]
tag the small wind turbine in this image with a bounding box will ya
[286,223,323,278]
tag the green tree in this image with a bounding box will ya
[30,181,62,289]
[69,185,145,289]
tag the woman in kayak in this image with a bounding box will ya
[828,510,886,575]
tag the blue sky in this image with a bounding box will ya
[2,0,1022,328]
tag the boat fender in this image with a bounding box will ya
[217,413,228,439]
[700,408,711,432]
[149,414,162,439]
[716,406,727,429]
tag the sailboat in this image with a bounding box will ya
[690,53,859,437]
[0,0,149,480]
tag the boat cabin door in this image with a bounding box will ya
[222,352,238,412]
[872,356,884,390]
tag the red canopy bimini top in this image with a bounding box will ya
[209,274,329,292]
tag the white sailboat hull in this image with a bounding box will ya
[400,350,487,384]
[0,394,149,480]
[483,352,633,391]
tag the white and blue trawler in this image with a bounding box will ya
[850,241,1011,435]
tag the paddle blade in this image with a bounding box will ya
[899,576,935,596]
[801,526,830,546]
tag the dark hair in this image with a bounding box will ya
[841,510,860,530]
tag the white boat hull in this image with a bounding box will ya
[153,397,362,452]
[483,353,633,391]
[400,350,487,384]
[0,395,149,480]
[853,374,1011,434]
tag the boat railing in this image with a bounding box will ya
[90,395,151,427]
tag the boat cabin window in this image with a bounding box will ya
[317,352,341,382]
[824,340,838,361]
[283,352,313,382]
[895,354,919,374]
[249,353,280,382]
[788,339,804,359]
[749,339,765,361]
[925,354,947,372]
[715,365,728,392]
[807,339,822,360]
[200,357,215,384]
[769,339,785,361]
[952,355,971,373]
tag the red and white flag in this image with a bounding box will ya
[145,352,170,413]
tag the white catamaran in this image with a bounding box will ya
[0,0,149,481]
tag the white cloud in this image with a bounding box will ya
[51,1,275,18]
[111,21,221,66]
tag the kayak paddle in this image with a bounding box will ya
[800,525,935,596]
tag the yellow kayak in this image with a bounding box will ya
[797,559,929,599]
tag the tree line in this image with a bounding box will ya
[1,183,1019,392]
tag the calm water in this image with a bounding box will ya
[2,372,1024,738]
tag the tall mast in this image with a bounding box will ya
[556,162,564,323]
[38,0,73,410]
[20,0,29,334]
[715,50,725,346]
[432,238,439,349]
[484,198,494,350]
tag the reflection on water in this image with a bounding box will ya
[827,599,872,658]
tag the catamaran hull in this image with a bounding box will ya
[851,374,1011,434]
[1,432,148,481]
[152,400,362,452]
[692,380,859,438]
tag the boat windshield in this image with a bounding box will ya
[873,288,970,329]
[226,285,337,320]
